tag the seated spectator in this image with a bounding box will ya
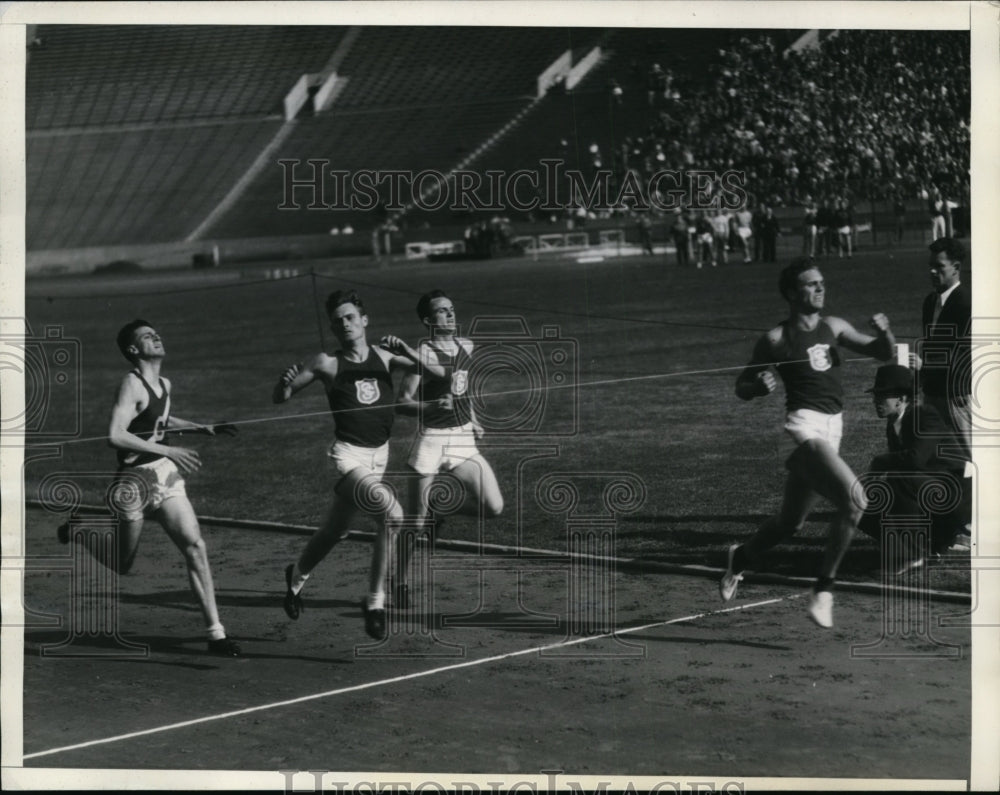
[553,30,969,218]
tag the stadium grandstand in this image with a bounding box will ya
[25,25,969,271]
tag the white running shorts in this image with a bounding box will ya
[407,424,480,476]
[111,457,187,521]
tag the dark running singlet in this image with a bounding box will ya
[118,372,171,467]
[326,349,395,447]
[773,319,843,414]
[419,340,472,429]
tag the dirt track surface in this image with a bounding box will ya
[20,510,970,781]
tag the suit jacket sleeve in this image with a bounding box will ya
[921,292,935,331]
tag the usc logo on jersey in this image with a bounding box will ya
[355,378,381,405]
[807,343,833,372]
[451,369,469,396]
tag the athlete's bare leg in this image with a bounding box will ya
[64,513,144,574]
[298,490,360,575]
[742,469,820,564]
[395,471,436,585]
[450,455,504,518]
[298,467,400,597]
[786,438,866,580]
[115,518,144,573]
[157,496,222,631]
[395,455,503,587]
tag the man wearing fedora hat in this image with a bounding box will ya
[858,364,970,573]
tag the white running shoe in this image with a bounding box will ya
[719,543,744,602]
[892,556,926,576]
[807,590,834,628]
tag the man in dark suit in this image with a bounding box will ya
[758,205,780,263]
[914,236,971,459]
[858,365,970,572]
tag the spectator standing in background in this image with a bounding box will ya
[833,200,853,259]
[893,195,907,245]
[670,209,691,268]
[802,199,818,259]
[913,237,972,458]
[759,206,780,263]
[735,206,753,263]
[928,188,947,241]
[816,197,833,257]
[712,208,732,265]
[752,203,765,262]
[695,211,716,268]
[637,211,655,256]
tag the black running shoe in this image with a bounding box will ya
[283,564,304,620]
[361,600,387,640]
[207,637,241,657]
[56,515,75,545]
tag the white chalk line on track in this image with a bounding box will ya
[22,594,797,761]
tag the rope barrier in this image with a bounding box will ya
[30,354,883,448]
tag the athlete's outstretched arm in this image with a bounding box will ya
[395,370,423,417]
[735,334,778,401]
[166,416,238,436]
[829,314,895,361]
[395,345,452,417]
[380,335,447,379]
[272,353,328,404]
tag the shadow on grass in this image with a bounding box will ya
[23,630,223,669]
[23,629,353,666]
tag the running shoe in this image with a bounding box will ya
[283,564,304,620]
[892,556,925,576]
[361,600,387,641]
[806,590,834,629]
[207,637,242,657]
[56,515,75,545]
[719,543,743,602]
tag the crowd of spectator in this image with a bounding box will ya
[576,30,970,212]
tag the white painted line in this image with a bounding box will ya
[22,595,792,761]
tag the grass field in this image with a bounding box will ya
[24,240,972,590]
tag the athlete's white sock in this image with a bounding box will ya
[290,563,310,595]
[206,622,226,641]
[366,591,385,611]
